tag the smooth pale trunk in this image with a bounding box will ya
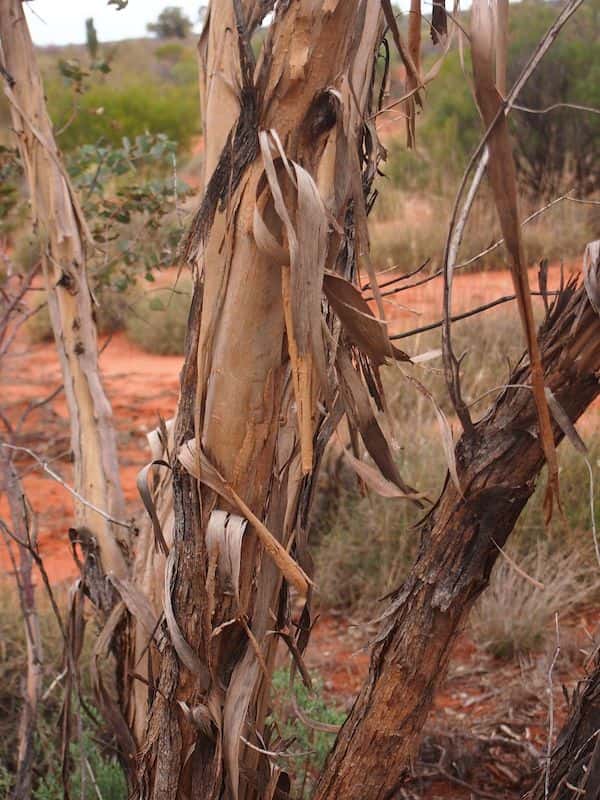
[0,1,127,584]
[137,2,387,798]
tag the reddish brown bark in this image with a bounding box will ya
[315,280,600,800]
[528,652,600,799]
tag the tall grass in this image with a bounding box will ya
[370,178,597,273]
[472,541,599,659]
[125,281,192,355]
[314,309,600,637]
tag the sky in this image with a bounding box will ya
[24,1,205,46]
[24,1,423,47]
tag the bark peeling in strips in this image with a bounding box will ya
[0,1,127,588]
[314,275,600,799]
[134,2,424,797]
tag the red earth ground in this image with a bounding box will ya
[1,261,597,798]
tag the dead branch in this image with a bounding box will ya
[390,291,560,341]
[0,445,43,800]
[0,443,132,531]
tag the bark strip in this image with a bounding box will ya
[0,1,127,582]
[137,2,390,798]
[315,278,600,800]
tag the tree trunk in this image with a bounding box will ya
[0,0,127,585]
[527,652,600,799]
[136,2,399,798]
[314,275,600,799]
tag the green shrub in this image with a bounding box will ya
[47,81,199,152]
[125,282,192,355]
[314,486,421,610]
[26,285,138,344]
[34,728,126,800]
[267,668,346,797]
[25,300,53,344]
[0,582,126,799]
[155,42,186,63]
[14,234,42,272]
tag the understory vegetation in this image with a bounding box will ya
[1,0,599,797]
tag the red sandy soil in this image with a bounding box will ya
[1,261,585,582]
[1,332,182,581]
[304,608,600,799]
[1,261,597,797]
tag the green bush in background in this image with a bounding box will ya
[268,669,346,798]
[383,0,600,197]
[47,81,199,152]
[125,282,192,355]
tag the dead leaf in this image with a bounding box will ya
[583,240,600,317]
[337,350,422,503]
[431,0,447,44]
[545,387,587,455]
[323,272,410,365]
[136,459,171,555]
[471,0,559,518]
[179,439,311,596]
[333,439,427,501]
[258,129,329,473]
[206,510,248,607]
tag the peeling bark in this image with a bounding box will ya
[0,1,127,582]
[137,2,389,797]
[314,282,600,799]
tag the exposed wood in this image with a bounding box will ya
[137,2,391,797]
[0,0,127,584]
[315,279,600,799]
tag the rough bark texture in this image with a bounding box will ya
[528,652,600,799]
[137,2,391,798]
[314,280,600,800]
[0,0,127,582]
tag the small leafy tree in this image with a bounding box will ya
[147,6,193,39]
[508,0,600,198]
[85,18,99,61]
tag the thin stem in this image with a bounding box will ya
[390,290,559,341]
[1,443,132,530]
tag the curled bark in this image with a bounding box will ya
[137,2,395,798]
[315,275,600,799]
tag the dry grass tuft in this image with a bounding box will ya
[471,542,599,660]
